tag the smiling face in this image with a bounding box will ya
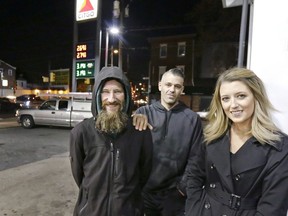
[101,79,125,114]
[158,72,184,110]
[220,81,255,128]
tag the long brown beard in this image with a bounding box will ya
[95,110,128,134]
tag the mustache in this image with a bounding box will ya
[102,100,121,107]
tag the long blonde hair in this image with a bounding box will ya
[204,67,281,144]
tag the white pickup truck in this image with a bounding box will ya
[16,98,93,129]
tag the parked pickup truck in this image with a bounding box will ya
[16,98,92,129]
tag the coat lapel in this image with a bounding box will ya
[231,137,267,174]
[207,134,234,191]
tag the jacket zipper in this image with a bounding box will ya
[115,149,120,176]
[107,141,114,216]
[79,190,88,215]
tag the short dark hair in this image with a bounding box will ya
[161,68,185,80]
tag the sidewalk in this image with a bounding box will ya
[0,153,78,216]
[0,117,19,129]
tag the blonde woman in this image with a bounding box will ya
[185,68,288,216]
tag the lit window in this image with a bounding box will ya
[178,42,186,57]
[160,44,167,58]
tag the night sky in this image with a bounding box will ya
[0,0,198,83]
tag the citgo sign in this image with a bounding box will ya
[76,0,98,22]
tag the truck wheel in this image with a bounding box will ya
[21,116,35,129]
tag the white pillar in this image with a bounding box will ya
[248,0,288,134]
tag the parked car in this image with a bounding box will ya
[16,98,92,129]
[16,94,44,108]
[0,97,20,113]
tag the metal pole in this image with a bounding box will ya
[72,1,78,92]
[118,39,123,69]
[95,0,102,76]
[105,30,109,67]
[118,0,124,69]
[191,39,195,86]
[246,1,254,69]
[111,45,114,66]
[0,72,3,97]
[237,0,249,67]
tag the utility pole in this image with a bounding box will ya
[118,0,124,69]
[94,0,102,75]
[237,0,249,67]
[0,71,3,97]
[113,0,129,70]
[72,0,78,92]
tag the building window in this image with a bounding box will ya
[178,42,186,57]
[0,68,3,79]
[160,44,167,58]
[158,66,167,81]
[8,69,13,76]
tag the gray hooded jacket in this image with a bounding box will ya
[70,67,153,216]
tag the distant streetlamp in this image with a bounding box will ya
[105,27,120,67]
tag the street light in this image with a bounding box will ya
[105,27,120,67]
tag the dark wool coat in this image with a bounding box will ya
[185,132,288,216]
[70,67,153,216]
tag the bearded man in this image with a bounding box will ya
[70,66,153,216]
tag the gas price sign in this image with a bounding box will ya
[76,42,94,60]
[76,61,95,78]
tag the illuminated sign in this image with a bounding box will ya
[76,44,87,59]
[76,42,94,60]
[49,69,70,85]
[76,0,98,21]
[76,61,95,78]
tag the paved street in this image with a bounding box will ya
[0,153,78,216]
[0,117,78,216]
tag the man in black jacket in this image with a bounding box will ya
[70,66,153,216]
[135,68,203,216]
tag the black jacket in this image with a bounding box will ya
[186,132,288,216]
[135,101,203,194]
[70,67,153,216]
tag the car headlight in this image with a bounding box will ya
[24,101,30,107]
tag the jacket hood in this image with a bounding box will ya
[91,67,132,117]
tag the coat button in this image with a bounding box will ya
[210,164,215,169]
[235,174,241,181]
[209,183,216,188]
[204,202,211,209]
